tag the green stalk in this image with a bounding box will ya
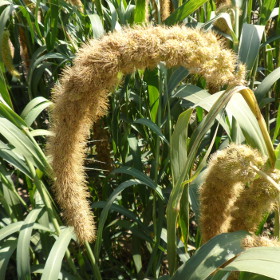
[150,68,162,275]
[85,242,102,280]
[166,86,246,275]
[234,4,239,39]
[249,55,259,89]
[275,195,280,239]
[93,0,104,21]
[26,160,82,279]
[239,88,275,166]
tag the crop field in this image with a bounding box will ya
[1,0,280,279]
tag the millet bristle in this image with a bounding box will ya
[160,0,170,21]
[1,30,20,78]
[199,144,265,242]
[229,169,280,233]
[48,26,245,243]
[242,235,280,248]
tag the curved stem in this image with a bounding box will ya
[240,88,276,167]
[250,164,280,192]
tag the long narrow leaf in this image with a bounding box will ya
[171,231,248,280]
[112,166,164,199]
[223,247,280,279]
[0,238,17,280]
[164,0,209,25]
[17,208,43,280]
[41,227,74,280]
[238,24,265,71]
[94,179,147,259]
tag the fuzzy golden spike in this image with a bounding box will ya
[215,0,231,8]
[19,27,30,74]
[48,26,245,243]
[229,169,280,233]
[160,0,170,21]
[242,235,280,248]
[93,119,113,172]
[199,144,265,243]
[66,0,83,11]
[1,30,20,78]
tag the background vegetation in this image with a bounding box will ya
[1,0,280,279]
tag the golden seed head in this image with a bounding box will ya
[208,144,265,183]
[242,235,280,248]
[1,30,20,78]
[48,26,246,243]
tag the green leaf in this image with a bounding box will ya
[92,201,150,231]
[0,141,32,177]
[30,129,53,137]
[0,117,47,173]
[274,144,280,170]
[0,238,17,280]
[17,208,43,280]
[181,88,268,156]
[31,265,77,280]
[0,4,14,50]
[226,93,268,156]
[45,0,59,51]
[171,231,248,280]
[0,1,11,7]
[94,179,147,259]
[88,14,105,39]
[168,67,189,94]
[112,166,164,200]
[167,86,245,274]
[0,102,27,128]
[106,0,121,31]
[0,221,51,242]
[41,227,74,280]
[259,0,277,25]
[170,109,193,186]
[255,67,280,103]
[164,0,209,25]
[134,118,169,145]
[21,97,52,127]
[0,222,24,241]
[134,0,146,23]
[0,66,13,109]
[223,247,280,279]
[28,52,67,99]
[238,24,265,71]
[178,86,231,137]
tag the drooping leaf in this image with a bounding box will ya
[41,227,74,280]
[0,238,17,280]
[255,67,280,103]
[17,208,43,280]
[164,0,209,25]
[171,231,248,280]
[223,247,280,279]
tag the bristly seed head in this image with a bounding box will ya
[48,26,246,243]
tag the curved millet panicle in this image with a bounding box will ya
[199,144,265,243]
[229,169,280,233]
[48,26,245,243]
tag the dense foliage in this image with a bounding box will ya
[1,0,280,279]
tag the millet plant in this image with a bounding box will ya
[1,0,280,279]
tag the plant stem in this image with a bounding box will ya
[85,242,102,280]
[250,164,280,192]
[240,88,276,167]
